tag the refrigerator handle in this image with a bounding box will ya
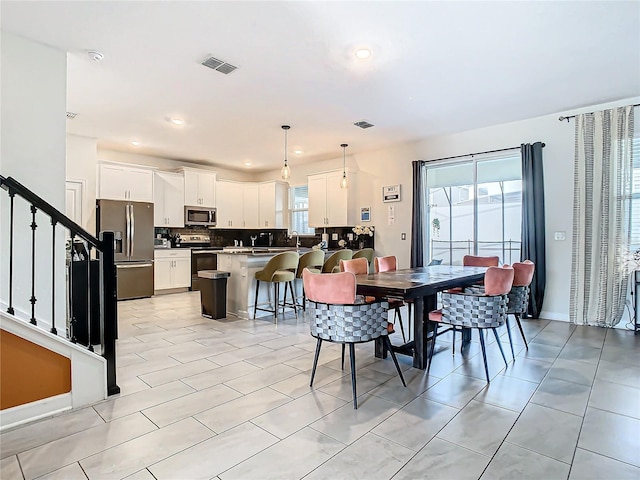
[130,204,135,258]
[125,204,131,259]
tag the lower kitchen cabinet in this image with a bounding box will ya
[154,250,191,291]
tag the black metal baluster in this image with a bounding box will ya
[29,205,38,325]
[7,191,15,315]
[68,233,77,343]
[86,243,94,352]
[50,219,57,335]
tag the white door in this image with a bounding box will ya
[243,184,259,228]
[325,171,348,226]
[65,179,84,227]
[307,175,327,227]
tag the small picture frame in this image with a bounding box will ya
[383,184,401,202]
[360,207,371,222]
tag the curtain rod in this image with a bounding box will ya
[558,103,640,122]
[423,143,545,164]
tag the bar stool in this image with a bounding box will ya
[322,249,353,273]
[293,250,325,311]
[352,248,374,272]
[253,251,300,322]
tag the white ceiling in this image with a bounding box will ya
[2,1,639,172]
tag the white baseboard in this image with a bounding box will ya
[539,311,569,322]
[0,393,71,432]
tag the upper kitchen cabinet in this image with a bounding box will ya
[98,163,154,202]
[181,168,216,207]
[259,181,288,229]
[216,180,259,228]
[308,170,356,227]
[153,171,185,227]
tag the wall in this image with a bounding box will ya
[0,31,67,327]
[66,134,98,232]
[257,96,640,322]
[0,329,71,410]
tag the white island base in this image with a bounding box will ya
[216,252,302,320]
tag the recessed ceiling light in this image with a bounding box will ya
[244,162,252,167]
[355,48,372,59]
[130,140,141,146]
[169,117,184,126]
[294,150,303,155]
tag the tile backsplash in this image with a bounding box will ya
[155,226,374,251]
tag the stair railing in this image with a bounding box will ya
[0,175,119,395]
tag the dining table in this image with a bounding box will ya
[355,265,487,370]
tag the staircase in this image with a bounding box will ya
[0,175,119,431]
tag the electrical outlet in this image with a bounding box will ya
[401,233,406,240]
[554,231,566,241]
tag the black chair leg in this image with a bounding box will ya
[515,314,528,348]
[253,280,260,319]
[504,318,515,360]
[396,307,407,343]
[427,321,438,372]
[341,344,345,370]
[349,343,357,409]
[478,329,490,382]
[492,328,508,367]
[289,282,298,319]
[452,326,456,356]
[274,283,280,322]
[384,336,406,387]
[310,338,323,387]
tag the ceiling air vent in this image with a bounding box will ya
[66,112,78,119]
[354,120,374,129]
[201,56,237,75]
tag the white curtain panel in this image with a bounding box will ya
[570,106,634,326]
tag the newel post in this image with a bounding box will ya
[99,231,120,395]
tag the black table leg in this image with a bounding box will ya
[374,336,388,359]
[462,327,472,347]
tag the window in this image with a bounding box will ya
[289,185,315,235]
[425,152,522,265]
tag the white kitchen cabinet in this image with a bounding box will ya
[154,249,191,290]
[259,181,288,228]
[308,170,356,227]
[99,163,154,202]
[153,171,185,227]
[216,181,260,228]
[182,168,216,207]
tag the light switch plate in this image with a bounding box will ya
[331,233,338,241]
[401,233,407,240]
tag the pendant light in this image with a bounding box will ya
[340,143,349,189]
[281,125,291,180]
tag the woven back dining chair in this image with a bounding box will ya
[373,255,408,342]
[428,265,514,382]
[303,269,406,409]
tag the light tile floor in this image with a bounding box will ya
[2,291,639,479]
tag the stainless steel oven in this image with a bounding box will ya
[184,206,216,227]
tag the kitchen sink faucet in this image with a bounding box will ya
[290,231,300,249]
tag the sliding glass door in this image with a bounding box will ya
[425,153,522,265]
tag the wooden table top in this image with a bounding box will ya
[355,265,487,299]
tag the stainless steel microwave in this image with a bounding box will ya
[184,206,216,227]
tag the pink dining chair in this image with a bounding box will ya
[373,256,408,342]
[447,254,502,354]
[507,260,535,349]
[428,265,514,382]
[302,269,406,409]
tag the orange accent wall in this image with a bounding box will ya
[0,329,71,410]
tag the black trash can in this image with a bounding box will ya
[198,270,231,319]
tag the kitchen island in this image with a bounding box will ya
[217,248,319,320]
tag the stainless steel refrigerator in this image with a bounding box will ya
[96,200,154,300]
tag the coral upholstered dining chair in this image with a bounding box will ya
[373,256,408,341]
[428,265,514,382]
[303,269,406,409]
[507,260,535,348]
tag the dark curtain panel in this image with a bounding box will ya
[411,160,426,268]
[521,142,546,318]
